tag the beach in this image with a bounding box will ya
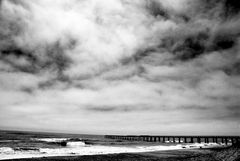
[1,130,239,161]
[2,146,240,161]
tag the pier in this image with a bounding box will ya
[105,135,240,145]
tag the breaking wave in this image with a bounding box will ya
[0,147,14,154]
[31,138,69,142]
[67,141,85,147]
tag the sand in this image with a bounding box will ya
[2,146,240,161]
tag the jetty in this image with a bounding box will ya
[105,135,240,145]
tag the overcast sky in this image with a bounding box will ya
[0,0,240,135]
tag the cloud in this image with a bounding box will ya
[0,0,240,134]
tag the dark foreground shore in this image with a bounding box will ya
[3,146,240,161]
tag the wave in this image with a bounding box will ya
[67,141,86,147]
[32,138,84,147]
[31,138,69,142]
[14,147,40,151]
[0,147,14,154]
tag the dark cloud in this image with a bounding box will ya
[87,104,209,113]
[5,0,27,7]
[212,37,235,51]
[43,42,72,77]
[177,106,208,111]
[145,0,169,19]
[0,41,73,78]
[224,0,240,17]
[87,106,116,112]
[170,31,209,61]
[133,47,159,62]
[0,48,38,73]
[20,86,34,94]
[87,105,150,112]
[37,78,70,90]
[213,105,240,121]
[227,105,240,117]
[224,62,240,76]
[138,0,240,63]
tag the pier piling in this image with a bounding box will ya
[105,135,240,145]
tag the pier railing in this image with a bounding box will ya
[105,135,240,145]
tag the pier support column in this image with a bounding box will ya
[212,137,215,143]
[225,138,228,145]
[184,137,187,143]
[214,137,217,143]
[190,137,194,143]
[152,136,155,142]
[148,137,151,142]
[197,137,201,143]
[232,138,236,145]
[153,137,157,142]
[137,137,140,141]
[237,138,240,145]
[206,138,209,143]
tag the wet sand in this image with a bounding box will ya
[2,146,240,161]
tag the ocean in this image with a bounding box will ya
[0,130,227,160]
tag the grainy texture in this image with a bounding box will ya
[3,147,240,161]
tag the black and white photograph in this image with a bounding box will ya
[0,0,240,160]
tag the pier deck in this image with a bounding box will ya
[105,135,240,145]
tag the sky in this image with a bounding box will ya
[0,0,240,135]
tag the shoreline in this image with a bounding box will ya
[2,146,238,161]
[0,149,211,161]
[0,143,229,160]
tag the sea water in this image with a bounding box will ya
[0,130,227,160]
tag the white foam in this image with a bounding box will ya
[32,138,68,142]
[182,142,227,149]
[0,147,41,160]
[0,147,14,154]
[67,141,85,147]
